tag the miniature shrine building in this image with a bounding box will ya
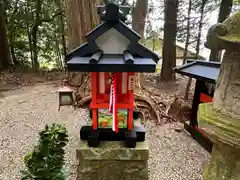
[65,3,159,148]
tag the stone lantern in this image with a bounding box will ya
[198,12,240,180]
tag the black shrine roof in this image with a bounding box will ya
[65,3,159,73]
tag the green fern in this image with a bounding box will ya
[21,123,69,180]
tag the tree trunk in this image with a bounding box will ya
[32,30,40,70]
[132,0,149,88]
[64,0,102,91]
[0,2,11,70]
[10,44,18,66]
[56,0,67,58]
[3,1,18,67]
[183,0,192,65]
[218,0,233,23]
[64,0,101,50]
[132,0,148,37]
[28,29,34,68]
[195,0,207,59]
[183,0,193,100]
[54,22,63,69]
[209,0,233,62]
[31,0,42,71]
[152,38,156,51]
[160,0,178,82]
[60,14,67,58]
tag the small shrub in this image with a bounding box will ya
[21,123,69,180]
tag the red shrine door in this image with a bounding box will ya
[90,72,135,132]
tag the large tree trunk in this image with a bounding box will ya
[0,3,11,70]
[209,0,233,62]
[195,0,207,59]
[64,0,102,92]
[64,0,101,51]
[132,0,149,89]
[218,0,233,23]
[132,0,148,37]
[3,1,18,67]
[160,0,178,82]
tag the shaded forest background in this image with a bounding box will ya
[0,0,239,78]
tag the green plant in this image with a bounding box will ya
[21,123,69,180]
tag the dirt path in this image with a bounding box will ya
[0,83,209,180]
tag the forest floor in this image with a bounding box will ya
[0,72,210,180]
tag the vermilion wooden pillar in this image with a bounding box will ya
[91,72,98,130]
[127,72,134,130]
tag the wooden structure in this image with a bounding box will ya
[175,60,221,152]
[58,86,75,111]
[65,3,159,148]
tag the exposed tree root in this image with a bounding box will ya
[134,93,164,125]
[76,95,92,108]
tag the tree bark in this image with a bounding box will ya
[60,14,67,58]
[31,0,42,71]
[64,0,103,91]
[183,0,192,100]
[183,0,192,65]
[160,0,178,82]
[55,0,66,68]
[196,0,207,59]
[64,0,101,51]
[218,0,233,23]
[3,1,18,67]
[132,0,148,37]
[209,0,233,62]
[10,45,18,66]
[0,2,11,70]
[54,22,63,69]
[132,0,149,88]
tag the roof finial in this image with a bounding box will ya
[97,3,130,22]
[104,3,120,21]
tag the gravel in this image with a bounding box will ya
[0,83,210,180]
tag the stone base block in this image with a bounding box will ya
[203,142,240,180]
[198,103,240,180]
[76,140,149,180]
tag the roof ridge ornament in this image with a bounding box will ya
[97,3,131,22]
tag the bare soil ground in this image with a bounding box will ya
[0,72,209,180]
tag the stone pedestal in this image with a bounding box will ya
[203,142,240,180]
[76,140,149,180]
[198,103,240,180]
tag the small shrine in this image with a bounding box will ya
[65,3,159,148]
[174,60,221,152]
[63,3,159,180]
[198,12,240,180]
